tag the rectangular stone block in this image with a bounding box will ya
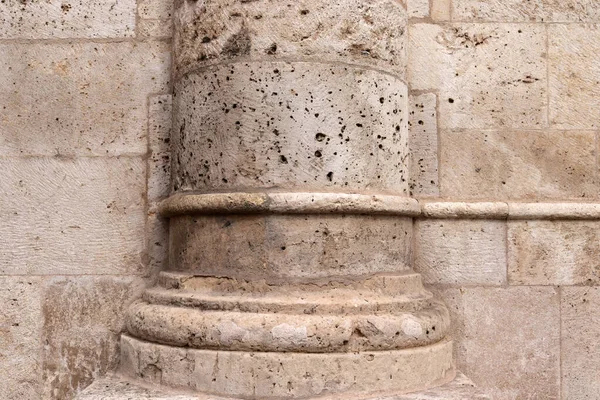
[440,130,597,200]
[549,25,600,129]
[409,93,439,198]
[452,287,560,400]
[509,221,600,286]
[148,95,173,206]
[415,220,506,285]
[0,277,43,400]
[408,23,546,129]
[0,0,136,39]
[431,0,451,21]
[0,42,171,156]
[562,287,600,399]
[42,276,145,400]
[138,0,173,38]
[453,0,600,22]
[0,157,146,275]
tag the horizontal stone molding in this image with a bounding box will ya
[423,201,600,220]
[159,192,420,217]
[160,194,600,220]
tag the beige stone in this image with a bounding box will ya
[42,276,145,400]
[461,287,560,400]
[0,277,43,400]
[421,202,508,219]
[173,0,407,78]
[408,0,430,18]
[440,130,598,199]
[169,214,413,281]
[146,213,169,277]
[409,93,439,198]
[430,0,451,21]
[562,287,600,399]
[138,0,173,38]
[453,0,600,22]
[0,0,135,39]
[172,62,409,194]
[508,202,600,220]
[509,221,600,285]
[414,220,507,285]
[0,42,171,156]
[409,23,547,129]
[0,157,146,275]
[148,95,173,206]
[120,335,454,398]
[549,25,600,129]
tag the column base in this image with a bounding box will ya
[114,335,454,399]
[77,370,489,400]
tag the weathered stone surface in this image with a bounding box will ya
[562,287,600,399]
[173,0,407,78]
[456,287,560,400]
[146,213,169,277]
[509,221,600,285]
[414,220,506,285]
[148,95,173,206]
[0,157,146,275]
[408,0,430,18]
[422,202,508,219]
[120,335,454,398]
[440,130,597,199]
[173,62,409,194]
[409,23,546,129]
[169,214,412,281]
[138,0,173,38]
[549,25,600,129]
[42,276,145,400]
[0,0,135,39]
[0,276,43,400]
[77,371,490,399]
[431,0,451,21]
[0,42,171,156]
[453,0,600,22]
[409,93,439,198]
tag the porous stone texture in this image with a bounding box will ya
[173,0,407,78]
[0,157,146,276]
[0,0,136,39]
[0,42,171,156]
[169,214,412,281]
[119,335,454,399]
[549,24,600,129]
[41,276,145,400]
[409,23,547,129]
[453,0,600,22]
[148,95,173,206]
[449,287,560,400]
[562,287,600,399]
[440,130,597,200]
[0,277,43,400]
[409,93,439,198]
[408,0,430,19]
[138,0,173,38]
[509,221,600,286]
[414,220,507,285]
[172,62,409,194]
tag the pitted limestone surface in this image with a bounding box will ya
[126,271,450,353]
[168,214,412,281]
[119,335,454,399]
[172,62,409,194]
[173,0,407,78]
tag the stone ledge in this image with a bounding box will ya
[77,372,489,400]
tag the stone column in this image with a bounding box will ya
[122,1,454,398]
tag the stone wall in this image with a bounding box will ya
[0,0,172,399]
[1,0,599,399]
[408,1,600,399]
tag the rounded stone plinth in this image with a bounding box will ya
[119,335,455,399]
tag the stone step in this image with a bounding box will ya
[77,371,490,400]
